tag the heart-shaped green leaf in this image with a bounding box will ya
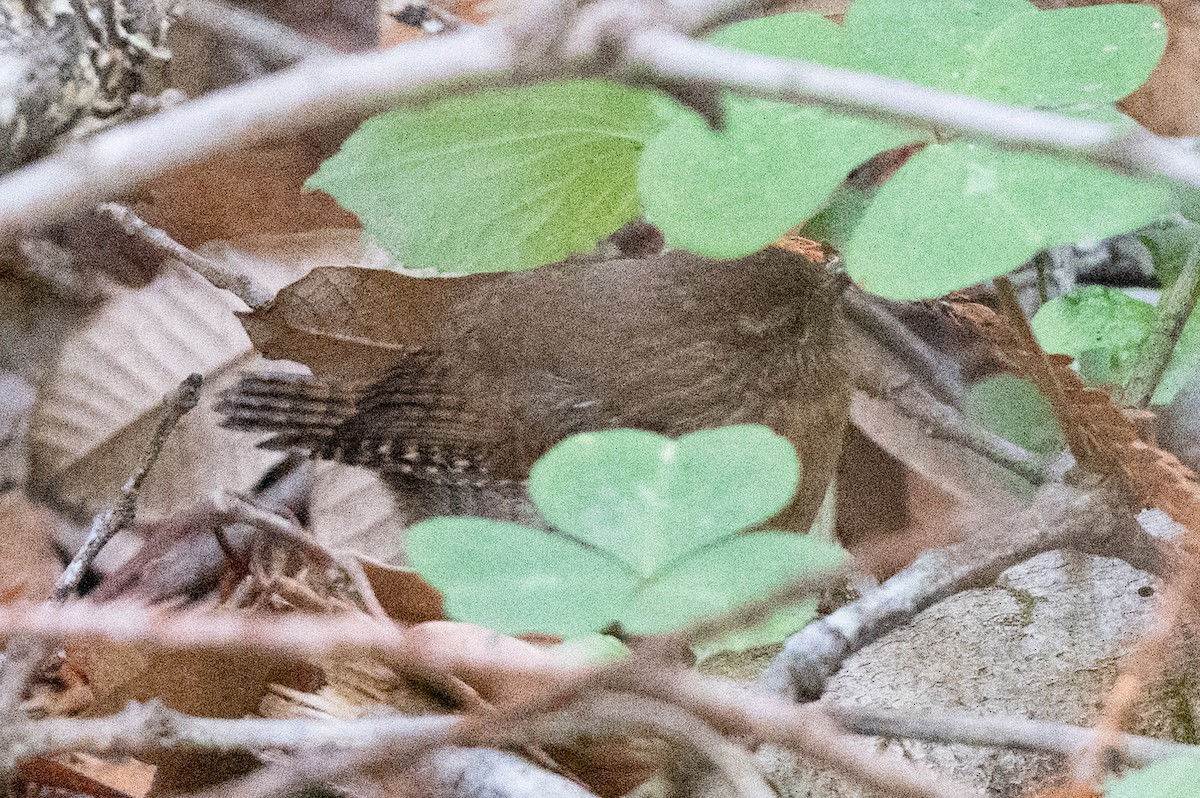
[619,532,847,635]
[638,13,916,259]
[529,426,799,578]
[844,142,1172,299]
[1032,285,1200,405]
[308,80,658,274]
[406,518,638,637]
[407,426,846,642]
[639,99,915,258]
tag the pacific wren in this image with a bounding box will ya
[218,247,852,530]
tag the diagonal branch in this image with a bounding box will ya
[760,482,1161,701]
[0,8,1197,238]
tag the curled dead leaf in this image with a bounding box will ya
[239,267,499,381]
[29,231,366,520]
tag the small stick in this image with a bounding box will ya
[828,703,1200,767]
[1122,235,1200,408]
[54,374,203,600]
[95,203,273,310]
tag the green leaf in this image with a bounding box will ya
[972,5,1166,106]
[639,97,914,258]
[406,518,638,637]
[844,142,1173,299]
[308,80,658,274]
[406,426,847,641]
[1105,756,1200,797]
[842,0,1035,91]
[1141,220,1200,287]
[1033,285,1155,364]
[528,426,799,578]
[619,532,847,635]
[963,375,1065,455]
[639,11,915,258]
[1031,285,1200,405]
[1031,285,1152,394]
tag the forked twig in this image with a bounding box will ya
[54,374,203,600]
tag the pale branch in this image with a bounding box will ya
[826,703,1200,767]
[613,667,988,798]
[0,700,456,767]
[760,482,1161,701]
[0,5,1199,237]
[181,0,337,66]
[96,203,273,309]
[0,601,412,659]
[865,382,1054,486]
[21,687,1189,797]
[842,291,967,409]
[1122,234,1200,408]
[54,373,203,600]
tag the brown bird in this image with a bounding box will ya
[217,246,852,531]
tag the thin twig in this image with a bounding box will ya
[54,374,203,600]
[0,376,201,717]
[182,0,337,66]
[0,13,1199,237]
[96,203,273,309]
[826,703,1200,767]
[0,699,456,767]
[1122,235,1200,408]
[612,667,987,798]
[0,601,412,658]
[843,290,967,409]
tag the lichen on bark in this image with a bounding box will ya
[0,0,171,173]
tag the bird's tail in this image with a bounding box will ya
[216,372,358,454]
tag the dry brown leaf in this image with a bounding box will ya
[357,554,444,622]
[311,461,412,562]
[47,755,156,798]
[240,267,497,381]
[29,231,367,520]
[0,492,64,604]
[17,757,140,798]
[1120,2,1200,135]
[138,133,360,247]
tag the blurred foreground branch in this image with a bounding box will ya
[0,0,1198,237]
